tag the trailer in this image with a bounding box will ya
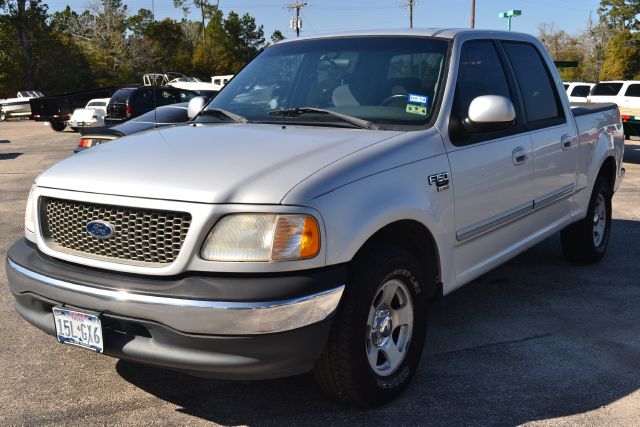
[30,85,136,132]
[620,108,640,140]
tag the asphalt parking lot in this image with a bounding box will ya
[1,120,640,426]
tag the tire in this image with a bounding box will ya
[313,243,430,406]
[50,121,66,132]
[0,111,6,121]
[561,176,612,263]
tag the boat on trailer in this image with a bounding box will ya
[0,91,44,121]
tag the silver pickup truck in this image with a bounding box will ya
[7,29,625,406]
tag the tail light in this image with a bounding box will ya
[78,138,92,148]
[125,104,132,117]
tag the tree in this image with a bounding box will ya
[599,29,640,79]
[270,29,285,43]
[599,0,640,31]
[538,23,586,81]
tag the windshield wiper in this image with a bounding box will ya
[268,107,379,130]
[198,108,248,123]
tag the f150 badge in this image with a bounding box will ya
[428,172,450,192]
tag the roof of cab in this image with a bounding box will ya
[275,28,538,44]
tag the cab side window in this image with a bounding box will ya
[449,41,515,145]
[502,42,565,125]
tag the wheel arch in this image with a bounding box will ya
[598,155,617,193]
[351,219,443,300]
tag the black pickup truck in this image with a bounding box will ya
[30,85,136,132]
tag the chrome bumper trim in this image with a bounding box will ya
[8,259,344,335]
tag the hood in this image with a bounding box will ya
[37,123,402,204]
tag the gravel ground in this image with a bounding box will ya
[1,121,640,426]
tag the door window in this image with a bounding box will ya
[625,84,640,97]
[570,85,591,98]
[449,41,516,145]
[591,82,623,96]
[502,42,564,125]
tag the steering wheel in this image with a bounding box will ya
[381,94,408,106]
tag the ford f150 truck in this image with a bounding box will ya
[6,29,625,406]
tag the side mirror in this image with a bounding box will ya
[187,96,206,120]
[464,95,516,132]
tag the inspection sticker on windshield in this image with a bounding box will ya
[406,94,428,116]
[408,94,428,105]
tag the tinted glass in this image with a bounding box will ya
[563,84,569,90]
[132,88,155,111]
[132,106,188,123]
[111,88,135,103]
[87,101,106,107]
[591,82,623,96]
[625,84,640,97]
[207,37,449,129]
[503,42,562,122]
[452,41,512,122]
[570,85,591,97]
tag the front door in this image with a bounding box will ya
[444,40,534,285]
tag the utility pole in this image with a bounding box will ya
[470,0,475,28]
[401,0,417,29]
[288,1,307,37]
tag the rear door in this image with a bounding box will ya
[444,40,533,283]
[501,42,578,232]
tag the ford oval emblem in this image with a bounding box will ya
[86,221,115,239]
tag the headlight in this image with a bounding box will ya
[24,187,35,233]
[201,214,320,262]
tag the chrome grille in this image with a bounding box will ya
[42,198,191,266]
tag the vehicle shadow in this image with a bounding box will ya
[0,152,22,160]
[0,139,10,144]
[117,218,640,425]
[624,143,640,165]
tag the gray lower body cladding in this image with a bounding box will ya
[6,239,346,379]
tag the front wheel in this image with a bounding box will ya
[313,244,429,406]
[561,177,612,263]
[0,110,6,121]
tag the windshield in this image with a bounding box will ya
[203,37,449,130]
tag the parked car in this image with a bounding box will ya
[75,102,191,153]
[588,80,640,110]
[563,81,595,103]
[68,98,111,131]
[7,29,625,407]
[104,86,196,125]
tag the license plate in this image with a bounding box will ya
[53,307,103,353]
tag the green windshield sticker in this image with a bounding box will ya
[406,104,427,116]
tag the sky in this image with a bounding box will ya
[46,0,603,39]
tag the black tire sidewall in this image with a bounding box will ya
[346,246,428,405]
[590,179,612,255]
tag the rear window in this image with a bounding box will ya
[88,101,106,107]
[625,84,640,97]
[563,84,569,91]
[111,89,135,103]
[591,83,623,96]
[570,85,591,97]
[502,42,563,123]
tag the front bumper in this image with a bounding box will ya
[7,239,346,379]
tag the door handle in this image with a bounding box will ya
[512,146,528,166]
[561,134,575,150]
